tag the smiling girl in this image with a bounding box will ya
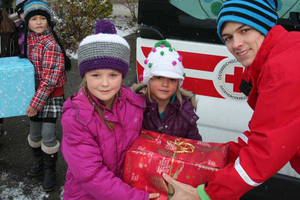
[61,19,159,200]
[132,40,202,141]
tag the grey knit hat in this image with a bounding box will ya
[78,19,130,78]
[24,0,51,23]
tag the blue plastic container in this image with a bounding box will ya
[0,57,35,118]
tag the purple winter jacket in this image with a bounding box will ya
[132,84,202,141]
[16,20,25,54]
[61,87,149,200]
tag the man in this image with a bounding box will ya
[163,0,300,199]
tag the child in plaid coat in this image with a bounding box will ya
[23,0,71,192]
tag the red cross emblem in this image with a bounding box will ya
[225,66,244,93]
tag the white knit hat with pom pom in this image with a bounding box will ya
[142,40,185,85]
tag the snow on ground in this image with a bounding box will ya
[0,172,51,200]
[0,171,65,199]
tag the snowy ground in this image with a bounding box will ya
[0,171,63,200]
[111,3,139,36]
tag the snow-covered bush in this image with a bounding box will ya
[53,0,113,53]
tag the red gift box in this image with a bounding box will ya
[123,130,230,200]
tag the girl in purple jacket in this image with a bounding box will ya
[15,0,27,54]
[132,40,202,141]
[61,20,159,200]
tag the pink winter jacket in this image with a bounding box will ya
[61,86,149,200]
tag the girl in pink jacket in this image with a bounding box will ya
[61,20,159,200]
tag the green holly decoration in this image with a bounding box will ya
[154,40,172,48]
[169,47,173,52]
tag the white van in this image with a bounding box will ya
[136,0,300,199]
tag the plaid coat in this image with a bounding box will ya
[27,27,66,111]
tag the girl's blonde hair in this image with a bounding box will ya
[81,80,119,130]
[0,9,16,33]
[143,79,183,107]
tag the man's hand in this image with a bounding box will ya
[162,173,201,200]
[26,106,38,117]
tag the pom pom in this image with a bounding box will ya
[160,45,165,48]
[144,59,148,64]
[139,75,143,80]
[152,48,157,52]
[95,19,117,34]
[172,61,177,66]
[183,73,186,77]
[148,63,153,68]
[160,51,164,56]
[154,40,172,48]
[178,55,183,62]
[169,48,173,52]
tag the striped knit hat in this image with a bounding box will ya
[24,0,51,23]
[217,0,278,42]
[23,0,72,71]
[78,19,130,78]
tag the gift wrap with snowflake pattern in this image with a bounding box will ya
[0,57,35,118]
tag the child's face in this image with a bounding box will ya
[84,69,122,108]
[28,15,48,33]
[149,76,179,102]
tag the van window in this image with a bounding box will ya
[170,0,300,20]
[138,0,300,44]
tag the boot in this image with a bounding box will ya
[28,147,43,176]
[42,152,58,192]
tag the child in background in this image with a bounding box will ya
[15,0,27,54]
[132,40,202,141]
[0,2,20,134]
[61,19,159,200]
[23,0,71,192]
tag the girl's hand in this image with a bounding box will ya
[149,193,160,199]
[26,106,38,117]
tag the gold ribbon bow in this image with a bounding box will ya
[167,138,195,198]
[167,138,195,176]
[167,138,195,154]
